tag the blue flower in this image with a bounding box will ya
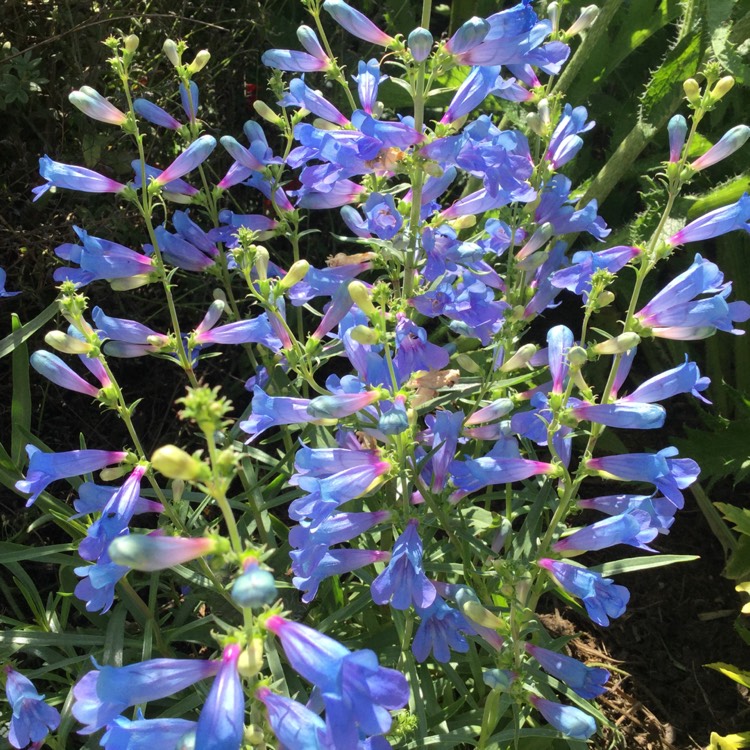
[525,643,609,699]
[529,695,596,740]
[552,511,658,553]
[0,267,21,297]
[100,716,197,750]
[33,156,127,202]
[5,667,61,749]
[322,0,394,46]
[72,657,220,734]
[371,520,436,610]
[667,194,750,246]
[412,595,472,663]
[195,644,244,750]
[257,688,333,750]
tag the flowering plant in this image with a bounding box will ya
[2,1,749,748]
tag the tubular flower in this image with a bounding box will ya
[529,695,596,740]
[69,86,127,125]
[322,0,395,47]
[33,156,127,202]
[371,520,436,610]
[552,510,659,552]
[525,643,609,699]
[194,644,244,750]
[257,688,332,750]
[100,716,197,750]
[72,657,220,734]
[5,667,61,749]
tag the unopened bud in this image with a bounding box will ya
[683,78,701,105]
[526,112,544,136]
[592,332,641,355]
[278,259,310,291]
[596,290,615,307]
[516,223,553,260]
[567,345,588,367]
[253,100,282,125]
[232,562,277,608]
[538,98,551,128]
[348,280,378,317]
[123,34,140,53]
[547,2,560,32]
[254,246,269,280]
[238,639,264,678]
[99,465,130,482]
[449,214,476,230]
[710,75,735,101]
[408,26,433,62]
[456,353,481,373]
[500,344,536,372]
[349,325,380,345]
[689,124,750,171]
[44,330,91,354]
[188,49,210,74]
[566,5,599,36]
[110,274,151,291]
[151,445,204,480]
[423,160,444,178]
[162,39,181,67]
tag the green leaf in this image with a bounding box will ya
[0,301,57,359]
[10,313,31,466]
[594,554,699,576]
[725,536,750,580]
[705,661,750,688]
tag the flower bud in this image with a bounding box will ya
[710,75,735,101]
[667,114,688,163]
[348,279,378,317]
[253,100,282,125]
[456,353,481,373]
[689,124,750,172]
[499,343,537,372]
[278,259,310,291]
[592,332,641,355]
[254,246,269,280]
[566,5,599,36]
[151,444,204,480]
[109,534,222,571]
[448,214,476,230]
[526,112,544,136]
[69,86,128,126]
[567,345,588,367]
[99,465,130,481]
[596,290,615,307]
[483,669,516,690]
[547,2,560,31]
[349,325,380,344]
[44,330,91,354]
[124,34,140,53]
[163,39,181,67]
[238,639,264,678]
[683,78,701,105]
[408,27,433,62]
[231,562,277,608]
[189,50,210,74]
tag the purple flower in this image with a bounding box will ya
[538,558,630,626]
[412,595,472,663]
[545,104,594,168]
[152,135,216,187]
[547,325,574,393]
[568,399,666,430]
[585,447,699,509]
[635,253,750,339]
[0,267,20,297]
[690,125,750,171]
[15,445,128,507]
[179,81,199,123]
[133,98,182,129]
[578,494,677,534]
[74,551,128,614]
[231,561,277,608]
[5,667,61,749]
[72,657,220,734]
[621,358,710,404]
[30,350,103,398]
[322,0,394,47]
[257,688,332,750]
[262,47,331,71]
[240,386,324,441]
[33,156,127,202]
[282,78,350,126]
[525,643,609,699]
[100,716,197,750]
[408,28,433,62]
[441,66,500,124]
[306,390,381,419]
[528,695,596,740]
[446,17,490,55]
[667,194,750,246]
[195,644,244,750]
[535,175,610,240]
[552,510,659,553]
[550,245,640,301]
[667,115,687,163]
[371,520,436,610]
[108,534,219,571]
[362,193,402,240]
[265,616,409,748]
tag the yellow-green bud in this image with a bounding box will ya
[44,330,91,354]
[278,259,310,291]
[500,343,537,372]
[254,246,269,280]
[245,726,265,745]
[151,445,204,480]
[592,332,641,355]
[596,290,615,307]
[567,345,588,367]
[162,39,181,67]
[710,75,735,101]
[348,280,378,318]
[238,639,264,677]
[456,353,481,373]
[423,160,443,178]
[124,34,140,53]
[110,274,151,291]
[683,78,701,105]
[99,465,130,482]
[566,4,599,36]
[349,325,380,345]
[188,49,210,74]
[253,100,282,125]
[460,599,505,629]
[449,215,476,230]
